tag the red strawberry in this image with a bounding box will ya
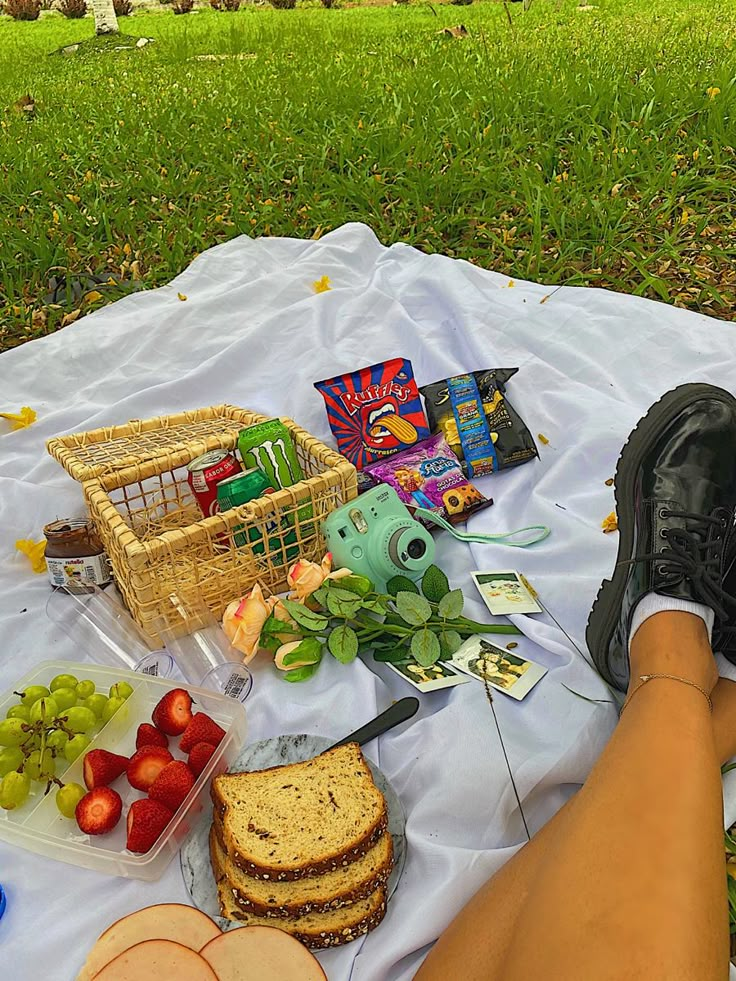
[75,787,122,836]
[188,741,216,778]
[148,760,195,812]
[151,688,193,736]
[179,713,226,754]
[126,798,173,854]
[127,746,173,791]
[83,749,129,790]
[135,723,169,751]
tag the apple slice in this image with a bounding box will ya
[199,926,327,981]
[91,940,217,980]
[77,904,221,980]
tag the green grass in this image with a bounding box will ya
[1,0,735,350]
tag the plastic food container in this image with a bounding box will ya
[0,660,247,881]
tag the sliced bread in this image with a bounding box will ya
[210,822,393,918]
[212,743,388,881]
[216,879,388,949]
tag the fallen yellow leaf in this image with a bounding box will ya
[61,309,81,327]
[602,511,618,533]
[312,276,331,294]
[85,290,103,303]
[66,193,80,204]
[706,87,721,100]
[178,292,187,301]
[15,538,47,574]
[1,406,37,430]
[537,433,550,445]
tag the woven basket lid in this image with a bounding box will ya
[46,404,266,483]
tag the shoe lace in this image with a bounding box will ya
[627,506,735,622]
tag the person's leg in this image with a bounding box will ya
[713,677,736,763]
[493,611,726,980]
[416,622,732,981]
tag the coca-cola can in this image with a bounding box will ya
[187,450,241,517]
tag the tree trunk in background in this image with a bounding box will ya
[91,0,118,34]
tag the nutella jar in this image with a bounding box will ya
[44,519,112,589]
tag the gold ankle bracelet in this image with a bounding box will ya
[620,673,713,714]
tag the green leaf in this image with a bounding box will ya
[279,597,330,631]
[327,624,359,663]
[281,636,322,667]
[421,564,450,602]
[261,613,301,637]
[439,630,463,657]
[410,629,441,666]
[372,646,410,663]
[325,588,363,618]
[386,575,419,596]
[438,588,464,619]
[332,574,374,597]
[361,594,390,614]
[310,585,329,608]
[383,611,408,628]
[396,591,432,626]
[260,634,281,652]
[283,663,320,683]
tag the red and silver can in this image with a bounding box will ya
[187,450,241,517]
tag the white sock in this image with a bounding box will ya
[715,652,736,684]
[628,593,714,655]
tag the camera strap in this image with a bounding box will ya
[411,508,550,547]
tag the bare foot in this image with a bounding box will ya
[629,610,718,697]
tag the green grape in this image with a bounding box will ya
[109,682,134,701]
[0,770,31,810]
[51,687,77,712]
[50,674,79,692]
[61,706,97,734]
[56,782,85,819]
[84,694,108,719]
[25,749,56,782]
[75,680,96,699]
[6,705,30,723]
[47,729,69,752]
[19,685,50,708]
[0,718,28,747]
[29,696,59,725]
[101,696,125,724]
[0,747,24,777]
[64,733,91,763]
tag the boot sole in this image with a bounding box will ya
[586,383,736,689]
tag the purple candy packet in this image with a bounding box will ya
[363,433,492,526]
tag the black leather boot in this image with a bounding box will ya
[586,383,736,692]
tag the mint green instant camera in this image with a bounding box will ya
[323,485,435,591]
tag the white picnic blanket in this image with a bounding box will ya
[1,222,734,980]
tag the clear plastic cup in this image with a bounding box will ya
[153,592,253,703]
[46,585,174,678]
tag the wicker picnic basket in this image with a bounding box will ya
[47,405,357,639]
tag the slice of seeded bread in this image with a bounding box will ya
[215,876,388,949]
[211,743,388,881]
[210,821,393,918]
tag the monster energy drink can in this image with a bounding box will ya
[238,419,312,525]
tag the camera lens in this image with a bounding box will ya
[406,539,426,560]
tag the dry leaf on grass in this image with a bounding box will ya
[439,24,468,38]
[61,309,81,327]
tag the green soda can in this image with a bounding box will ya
[216,467,297,557]
[238,419,312,525]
